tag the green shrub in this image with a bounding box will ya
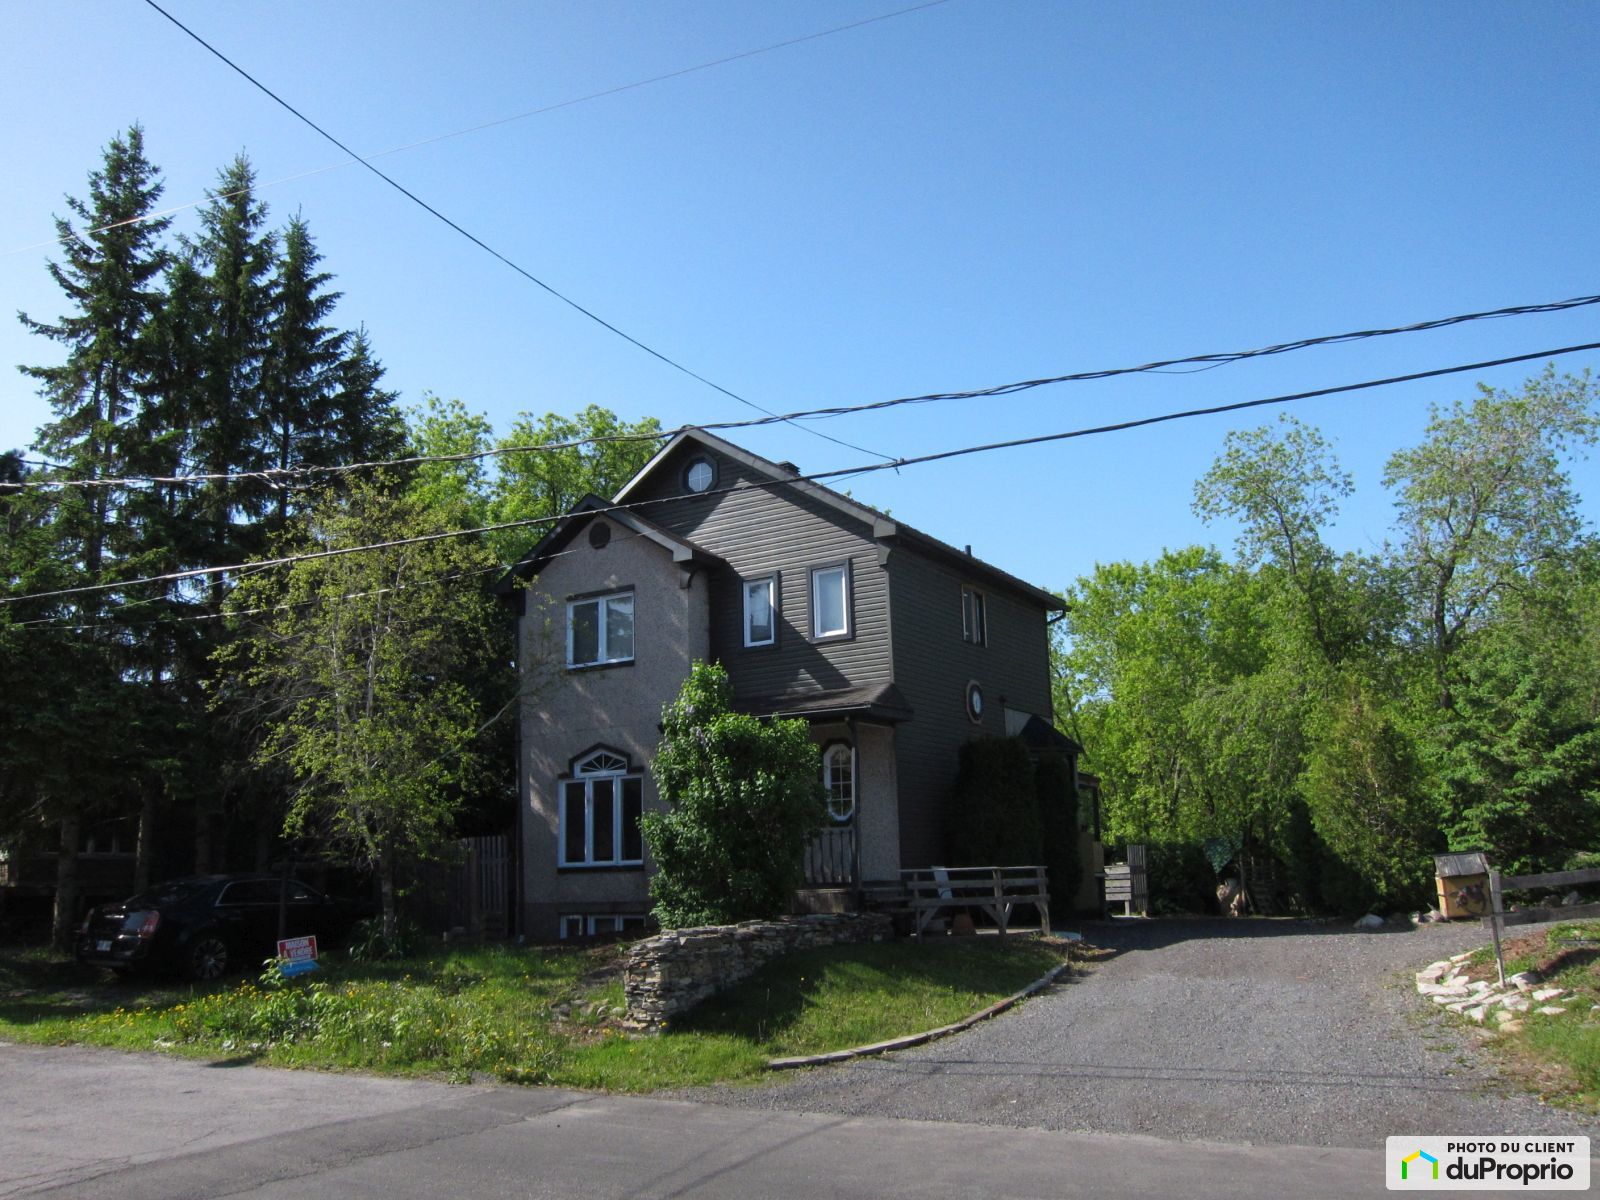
[642,662,826,927]
[1036,755,1082,910]
[1143,842,1215,914]
[346,915,424,962]
[944,738,1041,867]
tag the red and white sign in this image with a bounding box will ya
[276,934,318,963]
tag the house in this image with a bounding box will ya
[498,429,1086,941]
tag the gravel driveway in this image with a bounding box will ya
[680,918,1596,1147]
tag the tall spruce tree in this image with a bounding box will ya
[262,215,348,533]
[14,126,171,944]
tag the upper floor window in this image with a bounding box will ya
[683,454,717,494]
[560,749,644,867]
[811,563,851,639]
[743,575,777,647]
[962,586,987,646]
[568,591,634,668]
[822,742,855,822]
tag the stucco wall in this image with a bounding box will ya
[517,518,709,941]
[808,720,901,885]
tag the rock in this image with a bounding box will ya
[1417,909,1446,924]
[1449,951,1475,964]
[1501,996,1530,1012]
[1507,970,1541,991]
[1536,1006,1568,1016]
[1465,1005,1489,1023]
[1561,890,1583,907]
[1532,987,1566,1002]
[1354,913,1385,930]
[1417,961,1452,983]
[1495,1008,1517,1023]
[1501,1019,1524,1033]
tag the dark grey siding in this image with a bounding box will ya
[887,547,1055,868]
[624,443,892,702]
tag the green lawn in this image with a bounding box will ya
[1460,920,1600,1109]
[0,936,1067,1091]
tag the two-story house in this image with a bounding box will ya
[499,429,1080,941]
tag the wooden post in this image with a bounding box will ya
[992,867,1006,939]
[1488,867,1506,987]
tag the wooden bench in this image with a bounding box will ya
[900,865,1050,940]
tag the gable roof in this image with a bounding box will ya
[613,429,1065,612]
[495,493,720,597]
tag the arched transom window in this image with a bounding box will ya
[822,742,855,823]
[560,749,643,867]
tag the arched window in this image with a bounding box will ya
[822,742,855,822]
[560,749,643,867]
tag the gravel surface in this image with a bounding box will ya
[676,917,1597,1147]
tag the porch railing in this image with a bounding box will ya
[804,825,857,886]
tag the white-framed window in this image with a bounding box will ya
[559,913,648,940]
[961,586,987,646]
[683,454,717,494]
[822,741,855,822]
[559,749,644,867]
[810,563,851,639]
[567,590,634,668]
[743,575,777,647]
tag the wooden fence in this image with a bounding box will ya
[1485,862,1600,984]
[900,865,1049,940]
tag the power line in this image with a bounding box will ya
[2,1,952,260]
[10,531,652,634]
[11,290,1600,493]
[138,0,893,464]
[7,338,1597,613]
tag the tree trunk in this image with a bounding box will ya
[51,814,82,951]
[193,804,213,875]
[134,792,156,895]
[379,852,397,941]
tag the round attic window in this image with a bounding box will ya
[588,522,611,549]
[684,455,716,493]
[965,680,985,724]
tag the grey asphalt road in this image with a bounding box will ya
[0,1042,1473,1199]
[684,917,1599,1147]
[3,918,1595,1197]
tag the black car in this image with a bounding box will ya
[76,875,361,981]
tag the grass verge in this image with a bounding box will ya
[0,936,1067,1091]
[1456,920,1600,1110]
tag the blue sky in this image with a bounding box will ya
[4,1,1598,591]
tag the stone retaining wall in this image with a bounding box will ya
[622,913,893,1032]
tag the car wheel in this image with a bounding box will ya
[186,934,231,982]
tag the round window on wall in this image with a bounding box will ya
[965,680,984,724]
[588,521,611,549]
[684,455,716,494]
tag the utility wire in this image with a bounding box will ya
[11,531,651,634]
[139,0,893,464]
[12,291,1600,493]
[7,339,1597,613]
[2,1,952,259]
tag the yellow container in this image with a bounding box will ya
[1434,852,1490,919]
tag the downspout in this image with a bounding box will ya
[848,715,862,905]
